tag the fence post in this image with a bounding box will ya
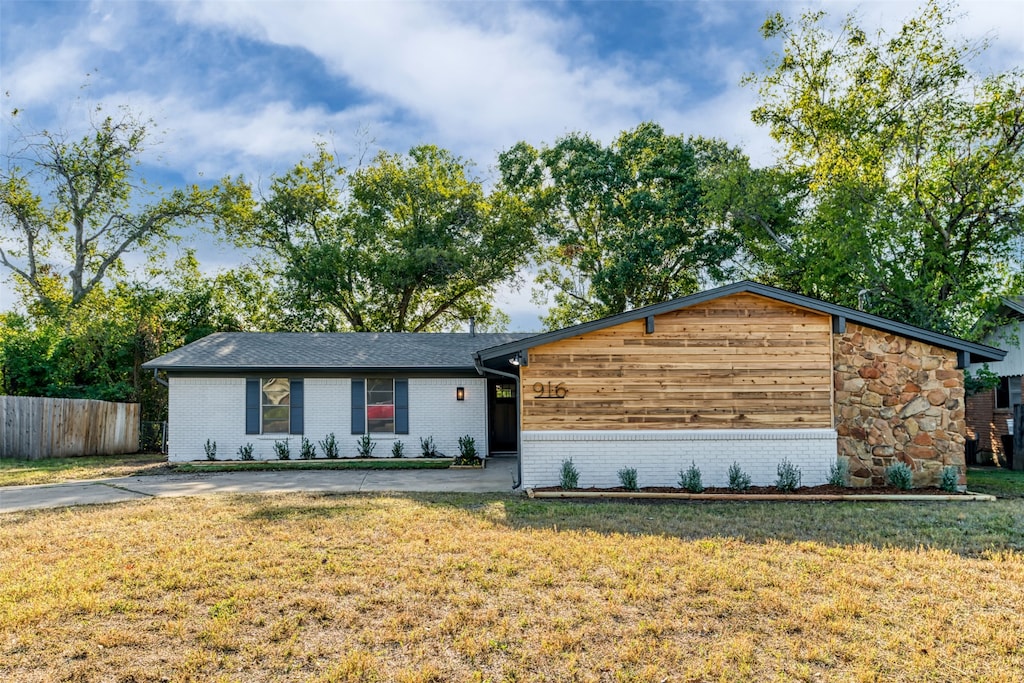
[1014,404,1023,472]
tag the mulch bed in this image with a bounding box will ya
[532,484,958,495]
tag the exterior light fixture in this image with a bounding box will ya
[456,387,465,401]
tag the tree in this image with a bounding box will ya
[0,108,243,314]
[744,0,1024,334]
[224,144,535,332]
[499,123,745,328]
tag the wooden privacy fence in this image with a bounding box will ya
[0,396,140,460]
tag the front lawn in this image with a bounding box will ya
[1,493,1021,682]
[0,453,171,487]
[968,467,1024,498]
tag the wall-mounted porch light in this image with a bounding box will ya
[456,387,465,401]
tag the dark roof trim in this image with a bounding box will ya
[474,281,1006,364]
[999,296,1024,318]
[151,365,481,374]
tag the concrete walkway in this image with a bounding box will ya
[0,459,518,514]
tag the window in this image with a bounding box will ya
[1011,376,1022,411]
[366,378,395,433]
[262,378,290,433]
[494,383,516,401]
[247,378,302,435]
[351,378,408,435]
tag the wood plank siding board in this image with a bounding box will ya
[519,294,834,431]
[475,281,1004,367]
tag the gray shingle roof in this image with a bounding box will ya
[142,332,537,372]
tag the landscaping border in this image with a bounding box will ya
[526,489,996,502]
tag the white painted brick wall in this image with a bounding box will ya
[167,375,488,461]
[520,429,838,489]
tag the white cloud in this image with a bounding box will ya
[180,1,681,160]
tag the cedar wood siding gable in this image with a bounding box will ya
[519,293,834,431]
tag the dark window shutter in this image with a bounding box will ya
[351,379,365,434]
[395,379,409,434]
[290,379,304,434]
[245,378,260,434]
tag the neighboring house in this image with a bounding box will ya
[144,282,1004,489]
[966,297,1024,464]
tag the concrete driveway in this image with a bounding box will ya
[0,458,518,514]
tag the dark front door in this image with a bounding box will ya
[488,379,518,453]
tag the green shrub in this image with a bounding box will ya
[940,466,959,492]
[356,434,376,458]
[319,433,339,459]
[273,440,291,460]
[237,443,254,461]
[454,435,481,466]
[391,440,405,458]
[678,461,704,493]
[828,458,849,487]
[204,439,217,461]
[299,437,316,460]
[559,458,579,490]
[727,462,750,491]
[885,461,913,490]
[617,467,639,491]
[775,458,802,492]
[420,436,439,458]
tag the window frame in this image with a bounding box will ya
[261,377,291,434]
[366,378,396,434]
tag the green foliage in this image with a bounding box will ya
[356,434,376,458]
[391,440,405,459]
[454,435,481,466]
[885,462,914,490]
[0,108,245,312]
[965,365,1001,397]
[679,461,704,493]
[559,459,579,490]
[223,144,533,332]
[828,459,850,487]
[273,440,291,461]
[745,0,1024,335]
[420,436,439,458]
[499,123,744,327]
[319,433,339,459]
[727,462,751,492]
[617,467,639,492]
[237,443,254,461]
[204,439,217,461]
[940,466,960,493]
[775,458,802,492]
[299,437,316,460]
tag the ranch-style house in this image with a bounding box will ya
[143,281,1004,489]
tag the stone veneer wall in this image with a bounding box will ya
[833,323,966,487]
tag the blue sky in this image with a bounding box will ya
[2,0,1023,329]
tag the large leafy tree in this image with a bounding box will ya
[0,108,243,314]
[744,0,1024,334]
[224,144,535,332]
[499,123,745,328]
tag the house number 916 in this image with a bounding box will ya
[533,381,568,399]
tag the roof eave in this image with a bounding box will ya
[143,364,481,374]
[474,281,1006,364]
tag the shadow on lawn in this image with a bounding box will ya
[237,491,1024,558]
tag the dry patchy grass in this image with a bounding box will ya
[1,493,1022,682]
[0,454,171,486]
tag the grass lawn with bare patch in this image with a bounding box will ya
[2,493,1022,682]
[968,467,1024,498]
[0,453,171,486]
